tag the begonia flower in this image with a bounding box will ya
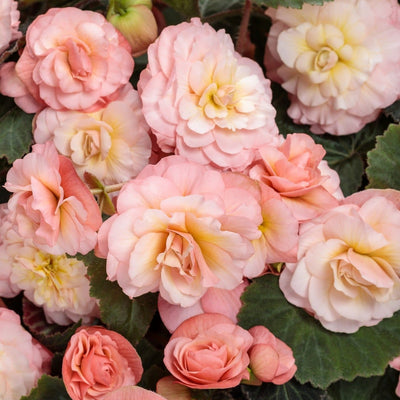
[389,355,400,397]
[96,155,262,307]
[0,307,52,400]
[33,84,152,185]
[280,189,400,333]
[62,326,143,400]
[4,141,102,256]
[138,17,279,171]
[248,326,296,385]
[264,0,400,135]
[163,313,253,389]
[0,7,134,113]
[104,385,168,400]
[249,133,342,222]
[0,0,21,54]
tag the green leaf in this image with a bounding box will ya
[199,0,243,17]
[238,275,400,389]
[366,124,400,190]
[84,251,158,345]
[328,367,399,400]
[253,0,333,8]
[161,0,200,17]
[0,105,33,163]
[21,375,70,400]
[241,380,328,400]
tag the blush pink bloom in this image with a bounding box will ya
[33,84,151,185]
[163,313,253,389]
[138,17,279,171]
[0,0,21,53]
[62,326,143,400]
[158,281,249,333]
[104,386,167,400]
[280,189,400,333]
[389,355,400,397]
[0,307,52,400]
[4,141,102,256]
[248,326,296,385]
[249,133,343,222]
[264,0,400,135]
[96,155,261,307]
[0,7,134,113]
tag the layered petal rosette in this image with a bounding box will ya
[96,156,262,307]
[249,133,343,221]
[0,307,51,400]
[0,7,134,113]
[280,189,400,333]
[265,0,400,135]
[4,141,102,256]
[138,18,279,171]
[0,0,22,54]
[33,84,151,185]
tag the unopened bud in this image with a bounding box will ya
[107,0,158,57]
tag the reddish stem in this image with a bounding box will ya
[235,0,252,55]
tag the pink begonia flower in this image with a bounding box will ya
[104,385,167,400]
[249,133,343,222]
[0,204,99,325]
[389,355,400,397]
[0,7,134,113]
[4,141,102,256]
[62,326,143,400]
[248,326,296,385]
[0,0,22,53]
[264,0,400,135]
[33,84,151,185]
[0,307,52,400]
[163,313,253,389]
[138,17,279,171]
[158,281,249,333]
[96,155,262,307]
[280,189,400,333]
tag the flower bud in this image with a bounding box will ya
[107,0,158,57]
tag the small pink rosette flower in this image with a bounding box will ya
[0,0,22,53]
[33,83,151,185]
[0,7,134,113]
[264,0,400,135]
[249,133,342,222]
[96,155,262,307]
[4,141,102,256]
[62,326,143,400]
[138,17,279,171]
[248,326,296,385]
[163,313,253,389]
[0,307,52,400]
[280,189,400,333]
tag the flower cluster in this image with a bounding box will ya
[0,0,400,399]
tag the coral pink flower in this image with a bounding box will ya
[156,376,191,400]
[0,0,21,53]
[248,326,296,385]
[158,281,249,333]
[249,133,342,222]
[138,18,279,171]
[0,7,134,113]
[96,155,261,307]
[280,189,400,333]
[264,0,400,135]
[5,141,102,256]
[163,313,253,389]
[62,326,143,400]
[104,386,167,400]
[33,84,151,185]
[0,307,52,400]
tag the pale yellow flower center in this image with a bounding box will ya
[314,47,338,72]
[199,83,237,119]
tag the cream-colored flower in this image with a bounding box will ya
[265,0,400,135]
